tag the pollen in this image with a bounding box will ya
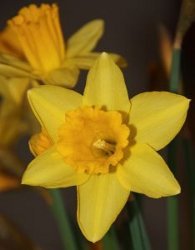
[57,106,130,174]
[29,129,53,156]
[8,4,65,74]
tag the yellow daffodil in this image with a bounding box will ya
[22,53,189,242]
[0,4,126,87]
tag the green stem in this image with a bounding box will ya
[167,197,179,250]
[182,139,195,249]
[166,35,182,249]
[182,139,195,191]
[127,198,151,250]
[169,48,181,93]
[167,140,179,250]
[49,189,78,250]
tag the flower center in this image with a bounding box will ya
[57,106,130,174]
[8,4,65,74]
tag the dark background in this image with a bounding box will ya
[0,1,184,249]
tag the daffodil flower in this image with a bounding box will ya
[23,53,189,242]
[0,4,126,87]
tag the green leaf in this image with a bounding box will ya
[127,198,151,250]
[49,189,78,250]
[167,139,179,250]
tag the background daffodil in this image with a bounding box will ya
[0,76,29,147]
[23,53,189,242]
[0,76,29,192]
[0,3,126,87]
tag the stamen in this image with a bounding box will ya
[93,139,116,156]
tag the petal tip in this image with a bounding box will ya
[95,18,104,25]
[21,170,33,185]
[90,19,105,30]
[27,88,33,99]
[21,166,39,187]
[21,179,25,185]
[165,179,181,197]
[183,96,191,107]
[27,85,42,100]
[100,51,111,59]
[172,182,181,195]
[77,221,104,243]
[96,51,118,68]
[21,176,30,186]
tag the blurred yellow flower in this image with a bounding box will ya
[0,76,29,147]
[0,171,19,191]
[23,53,189,242]
[0,4,126,87]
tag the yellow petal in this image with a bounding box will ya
[83,52,130,112]
[77,173,129,242]
[108,53,127,68]
[28,85,82,142]
[67,53,99,70]
[0,76,12,101]
[6,77,30,105]
[117,143,180,198]
[68,52,127,70]
[0,54,31,71]
[129,91,190,150]
[22,147,89,188]
[67,20,104,58]
[0,64,32,78]
[45,65,79,88]
[0,53,32,78]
